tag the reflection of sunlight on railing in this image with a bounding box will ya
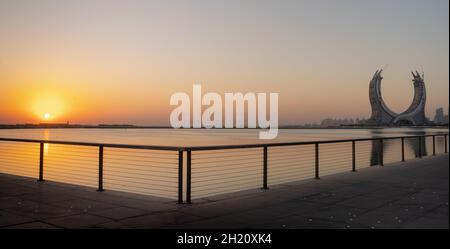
[44,129,49,155]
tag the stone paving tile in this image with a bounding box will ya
[337,195,396,209]
[112,211,186,228]
[181,197,280,219]
[89,206,150,220]
[0,185,40,196]
[17,191,75,203]
[51,198,118,213]
[0,210,36,227]
[363,186,418,199]
[174,201,331,229]
[400,216,449,229]
[349,208,423,229]
[425,204,449,219]
[297,191,363,205]
[187,203,365,229]
[325,182,385,196]
[93,220,134,229]
[44,214,113,229]
[108,199,177,213]
[4,202,81,220]
[406,189,449,203]
[4,221,61,229]
[390,196,446,214]
[298,204,370,225]
[189,208,288,228]
[231,214,362,229]
[81,194,177,212]
[0,196,39,209]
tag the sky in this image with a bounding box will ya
[0,0,448,125]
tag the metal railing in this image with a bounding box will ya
[0,133,448,204]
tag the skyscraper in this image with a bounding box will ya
[433,108,445,124]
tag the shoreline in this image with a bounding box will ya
[0,125,448,130]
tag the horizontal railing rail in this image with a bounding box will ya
[0,137,181,151]
[187,134,449,151]
[0,133,448,204]
[1,133,448,151]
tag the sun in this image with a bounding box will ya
[31,91,70,123]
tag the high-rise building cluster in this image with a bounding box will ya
[433,108,449,125]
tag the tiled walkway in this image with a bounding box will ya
[0,154,448,229]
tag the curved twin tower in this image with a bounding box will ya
[368,69,427,126]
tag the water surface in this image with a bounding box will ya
[0,127,447,146]
[0,128,447,199]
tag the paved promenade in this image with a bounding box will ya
[0,155,448,229]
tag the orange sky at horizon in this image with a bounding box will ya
[1,69,446,126]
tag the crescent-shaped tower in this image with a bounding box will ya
[367,70,427,126]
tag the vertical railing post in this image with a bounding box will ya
[315,143,320,179]
[262,146,268,189]
[352,140,356,172]
[186,149,192,204]
[445,135,448,154]
[379,139,383,166]
[97,145,104,192]
[178,150,183,204]
[418,137,422,158]
[38,142,44,181]
[401,137,405,162]
[432,135,436,156]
